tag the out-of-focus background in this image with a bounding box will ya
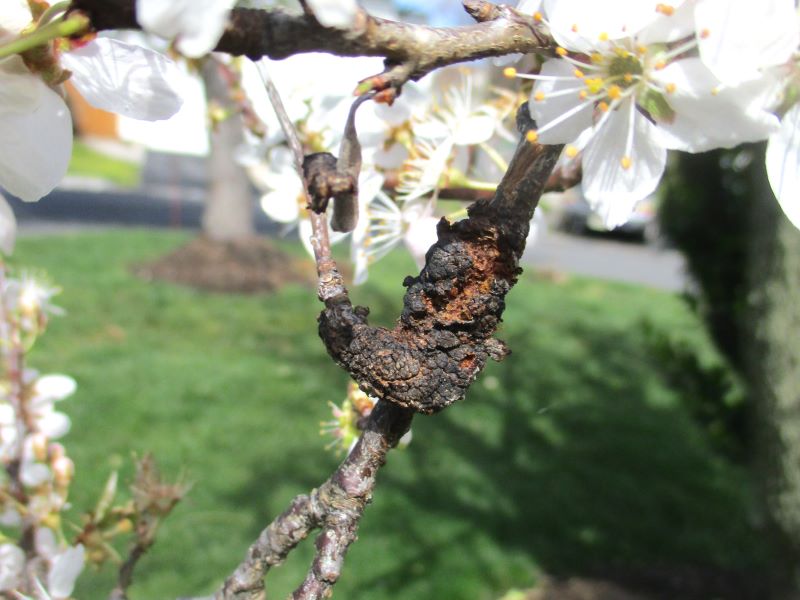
[7,2,799,600]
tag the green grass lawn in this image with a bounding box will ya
[11,230,765,599]
[67,141,141,187]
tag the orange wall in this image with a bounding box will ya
[65,82,118,138]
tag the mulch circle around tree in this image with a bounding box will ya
[132,235,319,294]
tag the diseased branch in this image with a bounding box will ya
[202,104,561,600]
[69,0,555,90]
[318,104,562,414]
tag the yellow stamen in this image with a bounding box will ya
[585,77,604,94]
[654,60,666,70]
[665,82,676,94]
[598,101,609,112]
[579,90,588,99]
[599,32,609,41]
[503,67,517,78]
[533,11,543,21]
[711,86,720,96]
[636,44,647,55]
[573,68,585,78]
[621,156,632,170]
[556,47,568,56]
[565,145,579,158]
[700,28,710,39]
[623,73,634,83]
[526,130,539,143]
[608,85,622,100]
[656,3,674,16]
[571,24,579,33]
[590,52,604,64]
[534,91,545,101]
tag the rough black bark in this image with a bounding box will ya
[318,107,562,414]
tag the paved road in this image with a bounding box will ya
[525,230,687,292]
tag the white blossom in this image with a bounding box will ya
[0,5,182,201]
[351,191,438,284]
[250,148,383,256]
[0,60,72,202]
[47,545,83,599]
[136,0,236,58]
[516,0,779,227]
[0,543,24,592]
[694,0,798,86]
[36,528,84,600]
[0,192,15,255]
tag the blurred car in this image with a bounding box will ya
[550,185,660,243]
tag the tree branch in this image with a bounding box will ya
[318,104,562,414]
[69,0,554,90]
[216,401,413,600]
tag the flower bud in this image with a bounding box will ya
[48,442,65,462]
[113,518,134,535]
[30,433,48,462]
[52,456,74,487]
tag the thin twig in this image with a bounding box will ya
[215,401,413,600]
[256,63,347,299]
[109,543,148,600]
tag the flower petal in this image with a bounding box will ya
[530,59,593,144]
[403,216,439,267]
[62,38,183,120]
[0,543,24,591]
[48,544,85,599]
[136,0,235,57]
[307,0,359,28]
[35,527,58,560]
[259,190,301,224]
[452,114,496,146]
[0,73,72,201]
[767,104,800,230]
[0,193,16,255]
[696,0,798,85]
[20,462,50,487]
[652,58,780,152]
[36,410,71,439]
[34,375,77,402]
[516,0,542,14]
[582,102,666,228]
[0,0,31,43]
[637,0,696,44]
[544,0,680,50]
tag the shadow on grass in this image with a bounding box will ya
[351,317,766,599]
[15,233,766,599]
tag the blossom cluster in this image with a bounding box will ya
[239,55,520,283]
[0,269,85,598]
[0,265,186,598]
[508,0,800,229]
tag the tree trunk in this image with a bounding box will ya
[662,146,800,596]
[744,149,800,597]
[199,60,255,242]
